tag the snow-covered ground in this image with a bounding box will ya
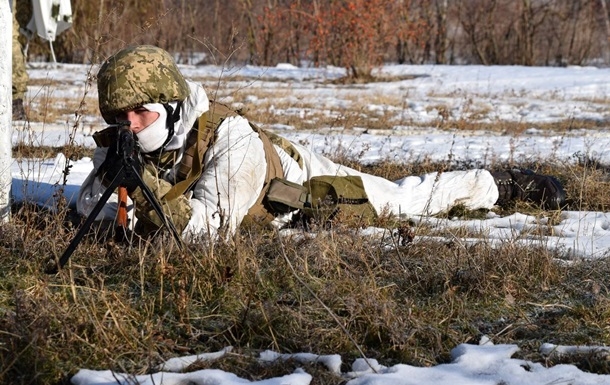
[70,342,610,385]
[10,61,610,384]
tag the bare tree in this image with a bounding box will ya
[20,0,610,68]
[434,0,449,64]
[599,0,610,64]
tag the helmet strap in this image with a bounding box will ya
[158,101,182,151]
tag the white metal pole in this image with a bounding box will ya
[0,0,12,221]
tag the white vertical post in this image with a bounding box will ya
[0,0,12,221]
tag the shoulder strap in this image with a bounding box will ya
[265,130,303,169]
[162,110,214,201]
[161,101,286,227]
[163,101,238,201]
[202,101,286,224]
[244,120,285,224]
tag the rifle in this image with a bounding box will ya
[46,121,184,274]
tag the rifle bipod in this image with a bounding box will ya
[46,156,184,274]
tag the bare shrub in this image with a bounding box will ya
[17,0,609,68]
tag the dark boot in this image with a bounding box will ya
[491,169,566,210]
[12,98,26,120]
[492,171,515,207]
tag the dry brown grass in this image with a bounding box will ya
[3,155,610,384]
[12,144,94,161]
[157,73,607,136]
[26,98,98,125]
[5,65,610,383]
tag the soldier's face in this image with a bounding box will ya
[117,107,160,134]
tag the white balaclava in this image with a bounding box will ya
[135,103,169,153]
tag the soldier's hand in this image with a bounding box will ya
[97,141,123,187]
[120,152,143,193]
[97,130,144,193]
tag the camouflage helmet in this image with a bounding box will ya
[97,45,190,123]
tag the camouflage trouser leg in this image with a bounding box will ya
[12,13,28,100]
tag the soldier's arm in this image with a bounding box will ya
[184,116,267,238]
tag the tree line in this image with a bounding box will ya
[16,0,610,78]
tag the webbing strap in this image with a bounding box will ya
[94,101,287,225]
[244,124,284,223]
[164,101,285,225]
[163,111,212,201]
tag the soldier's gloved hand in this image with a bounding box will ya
[119,153,143,193]
[130,166,192,237]
[97,131,143,193]
[97,143,123,187]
